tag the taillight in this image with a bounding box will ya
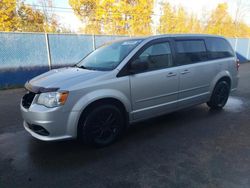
[236,59,240,71]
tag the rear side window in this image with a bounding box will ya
[176,40,206,53]
[175,40,208,65]
[206,38,234,59]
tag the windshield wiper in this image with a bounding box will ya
[76,65,100,71]
[77,65,88,69]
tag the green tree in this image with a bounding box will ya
[0,0,62,32]
[186,14,202,34]
[205,3,235,37]
[69,0,153,35]
[69,0,101,34]
[17,3,45,32]
[126,0,153,35]
[158,4,196,34]
[0,0,19,31]
[97,0,124,35]
[157,2,175,34]
[172,6,189,33]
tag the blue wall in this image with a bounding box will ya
[0,32,249,88]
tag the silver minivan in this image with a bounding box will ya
[21,34,239,146]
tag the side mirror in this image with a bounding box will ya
[130,59,148,74]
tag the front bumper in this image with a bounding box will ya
[20,102,79,141]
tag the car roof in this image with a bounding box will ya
[147,34,227,40]
[109,34,227,45]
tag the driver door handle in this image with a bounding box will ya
[181,69,190,74]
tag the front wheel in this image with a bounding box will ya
[79,104,125,147]
[207,80,230,109]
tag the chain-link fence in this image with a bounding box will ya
[0,32,249,88]
[0,32,129,88]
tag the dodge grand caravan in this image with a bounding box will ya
[21,34,239,146]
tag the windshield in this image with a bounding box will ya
[77,39,142,71]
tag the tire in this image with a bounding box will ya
[207,80,230,109]
[78,104,126,147]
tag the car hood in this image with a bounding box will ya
[26,67,108,92]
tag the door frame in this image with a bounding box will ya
[117,37,178,77]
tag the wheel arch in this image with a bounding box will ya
[207,74,232,109]
[210,71,232,95]
[76,97,129,138]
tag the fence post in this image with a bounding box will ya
[247,38,250,61]
[92,34,96,50]
[45,33,52,70]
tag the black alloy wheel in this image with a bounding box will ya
[207,80,230,109]
[79,104,125,147]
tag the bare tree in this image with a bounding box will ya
[37,0,60,32]
[234,0,250,35]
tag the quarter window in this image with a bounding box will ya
[176,40,208,65]
[206,38,234,59]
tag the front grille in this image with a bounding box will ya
[22,92,36,109]
[28,124,50,136]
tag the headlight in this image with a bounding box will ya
[37,91,69,108]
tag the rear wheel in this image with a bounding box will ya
[207,80,230,109]
[79,104,125,147]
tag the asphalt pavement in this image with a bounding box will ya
[0,63,250,188]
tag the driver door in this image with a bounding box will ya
[129,39,179,121]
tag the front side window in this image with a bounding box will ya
[133,42,173,72]
[176,40,208,65]
[77,39,142,71]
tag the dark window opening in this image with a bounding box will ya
[206,38,234,59]
[176,40,208,65]
[134,42,173,72]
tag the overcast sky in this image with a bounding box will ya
[26,0,250,32]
